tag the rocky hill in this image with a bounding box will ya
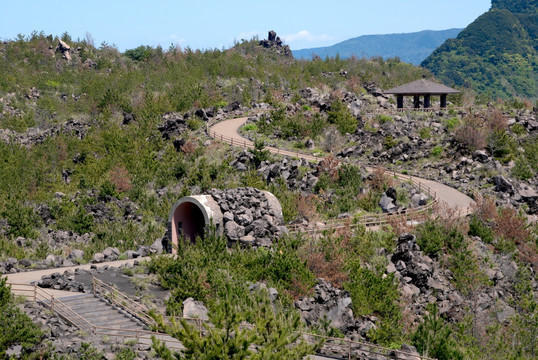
[293,28,462,65]
[422,0,538,99]
[0,31,536,359]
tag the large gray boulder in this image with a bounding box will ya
[379,193,397,213]
[183,298,209,321]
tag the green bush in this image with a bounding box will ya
[511,157,534,180]
[419,127,431,139]
[384,135,397,149]
[124,45,154,61]
[376,114,393,125]
[430,146,443,157]
[345,265,401,345]
[0,278,43,357]
[1,203,41,239]
[443,117,460,131]
[416,221,446,256]
[468,215,495,244]
[511,123,526,135]
[412,303,463,360]
[327,99,358,134]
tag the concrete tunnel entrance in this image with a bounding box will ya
[167,195,223,253]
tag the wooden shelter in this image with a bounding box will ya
[384,79,459,109]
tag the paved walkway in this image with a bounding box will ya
[210,116,475,215]
[6,257,151,299]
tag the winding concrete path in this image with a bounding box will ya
[210,117,475,215]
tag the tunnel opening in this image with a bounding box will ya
[171,201,206,244]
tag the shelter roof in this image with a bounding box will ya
[384,79,459,95]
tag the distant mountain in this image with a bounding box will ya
[422,0,538,99]
[292,29,463,65]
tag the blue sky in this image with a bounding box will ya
[1,0,492,51]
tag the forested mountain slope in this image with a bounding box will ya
[293,29,462,65]
[421,0,538,99]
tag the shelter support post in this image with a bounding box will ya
[424,94,431,108]
[396,95,403,109]
[440,94,447,108]
[413,95,420,109]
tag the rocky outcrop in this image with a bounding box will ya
[158,112,188,140]
[38,270,88,293]
[209,187,287,247]
[295,278,356,333]
[55,40,72,61]
[0,118,89,146]
[259,30,292,57]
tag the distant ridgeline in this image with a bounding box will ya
[292,29,462,65]
[421,0,538,99]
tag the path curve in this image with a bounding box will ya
[210,116,475,216]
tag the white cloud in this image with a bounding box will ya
[282,30,333,44]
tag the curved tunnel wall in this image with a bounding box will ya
[167,195,223,254]
[167,189,285,253]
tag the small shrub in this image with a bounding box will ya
[186,117,204,131]
[242,123,258,132]
[419,127,431,139]
[511,123,526,136]
[249,139,270,168]
[454,114,487,151]
[511,157,534,180]
[1,203,41,239]
[416,221,446,256]
[430,146,443,157]
[468,215,495,244]
[327,98,358,134]
[317,155,340,182]
[376,114,393,125]
[384,135,397,149]
[0,278,43,357]
[412,303,463,360]
[443,117,459,131]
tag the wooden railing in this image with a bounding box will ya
[92,277,156,327]
[9,282,438,359]
[363,106,465,116]
[8,282,184,351]
[301,332,436,360]
[207,115,441,233]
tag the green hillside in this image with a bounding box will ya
[293,29,462,65]
[421,0,538,99]
[0,31,537,359]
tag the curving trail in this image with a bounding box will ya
[210,117,475,216]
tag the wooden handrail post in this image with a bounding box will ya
[51,296,54,311]
[348,338,352,360]
[33,284,37,302]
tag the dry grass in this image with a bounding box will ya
[367,167,396,192]
[109,164,132,193]
[317,154,340,181]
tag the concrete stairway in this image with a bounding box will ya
[43,293,183,350]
